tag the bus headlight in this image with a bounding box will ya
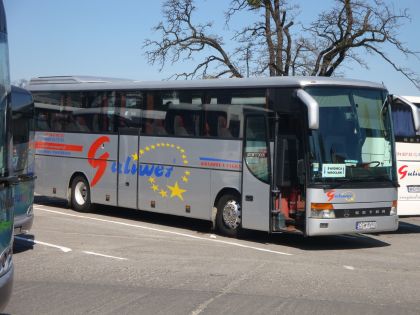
[390,200,397,216]
[311,203,335,219]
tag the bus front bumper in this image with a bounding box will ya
[14,211,34,235]
[0,264,13,312]
[306,215,398,236]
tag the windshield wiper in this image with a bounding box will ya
[360,175,398,186]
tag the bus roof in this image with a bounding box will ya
[400,95,420,105]
[27,75,386,92]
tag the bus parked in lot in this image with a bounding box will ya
[11,86,35,234]
[0,0,14,311]
[391,95,420,216]
[28,75,399,237]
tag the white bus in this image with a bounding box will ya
[391,95,420,215]
[28,75,399,237]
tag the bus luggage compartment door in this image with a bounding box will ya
[241,115,271,232]
[117,128,140,209]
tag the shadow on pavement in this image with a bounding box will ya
[34,196,390,251]
[239,230,390,251]
[13,234,35,254]
[375,219,420,235]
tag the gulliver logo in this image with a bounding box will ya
[111,142,190,201]
[398,165,420,180]
[326,190,335,202]
[399,165,408,180]
[88,136,110,187]
[326,190,355,202]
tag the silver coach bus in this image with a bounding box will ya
[0,0,14,311]
[28,75,399,237]
[11,86,35,234]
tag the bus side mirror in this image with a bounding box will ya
[296,89,319,130]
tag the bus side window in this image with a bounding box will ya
[217,116,233,138]
[392,102,416,138]
[174,115,190,136]
[35,110,50,131]
[244,115,269,183]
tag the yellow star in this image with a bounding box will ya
[167,181,187,201]
[183,160,188,164]
[185,171,191,176]
[157,143,161,147]
[176,146,181,150]
[148,177,155,184]
[182,154,187,159]
[182,176,188,183]
[166,143,170,147]
[171,144,175,148]
[151,184,159,192]
[180,149,185,153]
[159,189,168,198]
[145,146,150,151]
[139,149,144,155]
[131,153,138,161]
[151,145,156,150]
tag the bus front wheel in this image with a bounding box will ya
[216,194,241,237]
[71,175,92,212]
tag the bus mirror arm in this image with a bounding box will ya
[393,95,420,132]
[296,89,319,130]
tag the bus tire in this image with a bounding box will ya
[216,194,241,237]
[71,175,92,212]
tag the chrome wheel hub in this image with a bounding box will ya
[222,200,241,229]
[74,181,87,205]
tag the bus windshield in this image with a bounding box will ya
[306,87,395,184]
[0,32,8,176]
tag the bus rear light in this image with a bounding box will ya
[311,203,335,219]
[391,200,397,216]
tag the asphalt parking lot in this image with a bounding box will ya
[4,197,420,315]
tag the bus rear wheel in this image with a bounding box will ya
[216,194,241,237]
[71,175,92,212]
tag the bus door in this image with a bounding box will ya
[117,128,140,209]
[241,114,271,232]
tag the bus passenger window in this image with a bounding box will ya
[244,116,269,183]
[217,116,233,138]
[174,115,189,136]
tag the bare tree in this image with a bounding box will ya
[144,0,420,89]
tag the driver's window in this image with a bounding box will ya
[244,116,269,183]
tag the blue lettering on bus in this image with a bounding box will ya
[111,157,174,179]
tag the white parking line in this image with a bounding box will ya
[34,206,293,256]
[15,236,72,253]
[343,265,355,270]
[82,251,128,261]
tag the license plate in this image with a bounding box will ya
[407,185,420,193]
[356,221,377,231]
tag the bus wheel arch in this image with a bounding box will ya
[69,172,92,212]
[214,188,241,237]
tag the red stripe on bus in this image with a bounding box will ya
[35,141,84,152]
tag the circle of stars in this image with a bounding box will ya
[130,142,190,201]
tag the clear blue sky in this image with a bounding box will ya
[4,0,420,95]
